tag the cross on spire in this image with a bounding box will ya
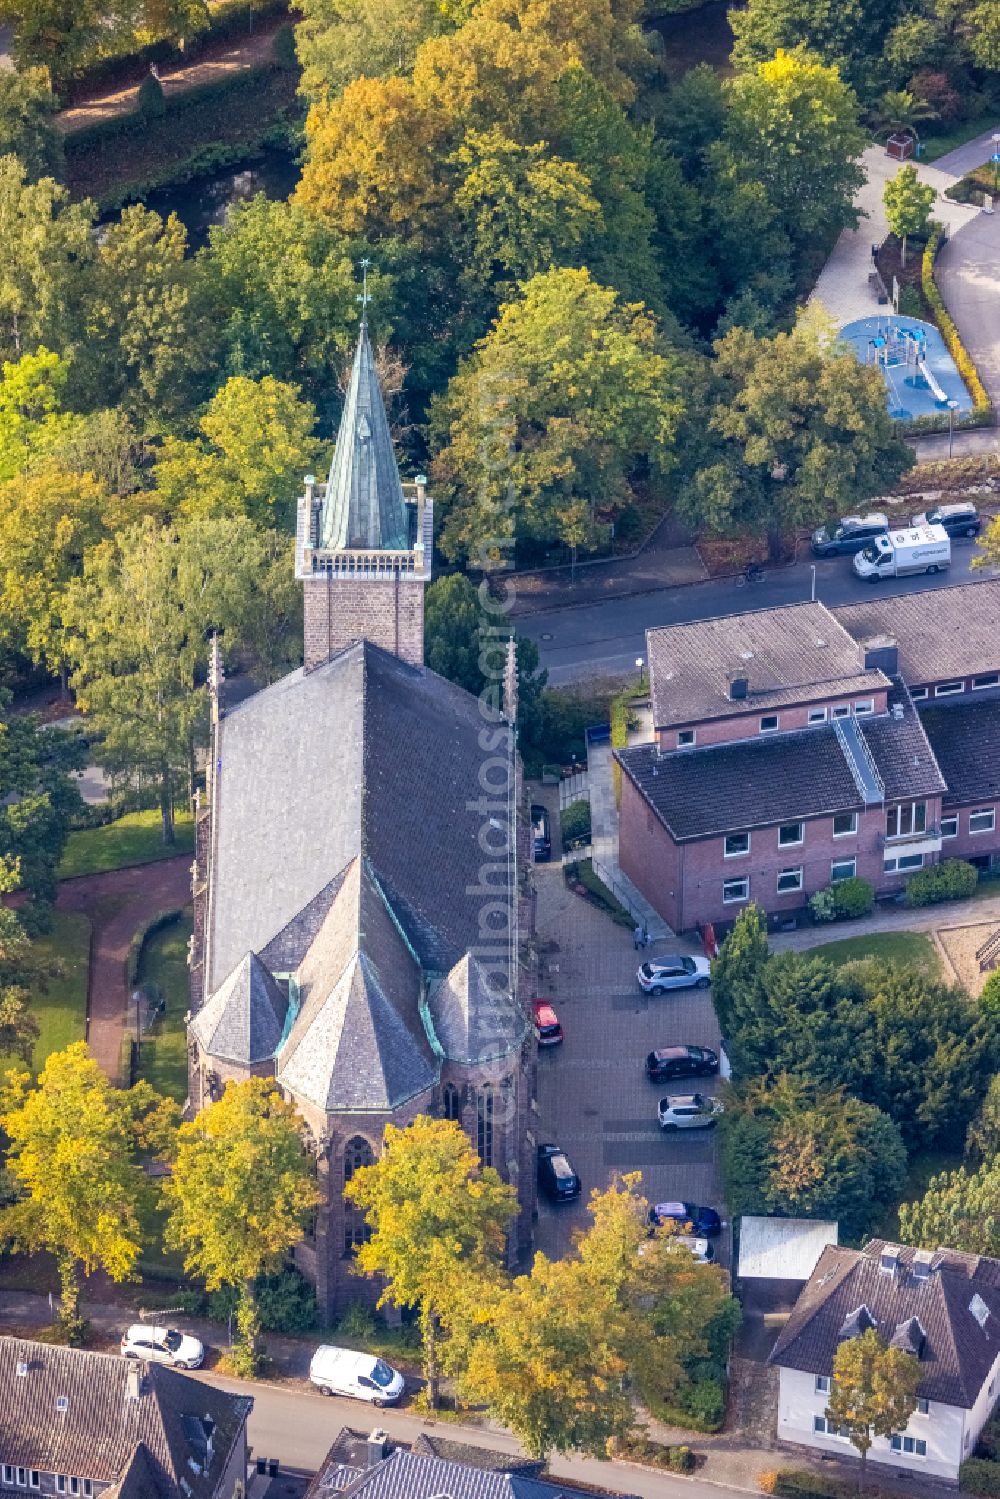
[357,258,371,325]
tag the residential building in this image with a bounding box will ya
[616,581,1000,932]
[0,1335,251,1498]
[769,1239,1000,1482]
[187,316,534,1319]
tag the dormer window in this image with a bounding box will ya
[677,730,696,748]
[759,714,780,733]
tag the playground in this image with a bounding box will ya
[839,314,973,421]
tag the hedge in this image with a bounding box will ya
[962,1458,1000,1496]
[125,906,186,988]
[809,876,875,922]
[66,60,284,149]
[559,798,592,846]
[758,1469,898,1498]
[922,225,993,416]
[904,857,979,907]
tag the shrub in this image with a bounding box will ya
[560,798,591,845]
[961,1459,1000,1497]
[337,1299,378,1341]
[667,1445,694,1473]
[272,21,298,69]
[207,1267,316,1333]
[758,1476,779,1496]
[615,504,645,545]
[810,877,874,922]
[808,887,837,923]
[137,72,166,119]
[677,1377,725,1427]
[905,858,978,906]
[922,227,991,413]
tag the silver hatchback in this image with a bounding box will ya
[657,1093,723,1131]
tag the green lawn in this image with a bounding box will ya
[136,910,193,1106]
[806,930,941,976]
[59,809,195,880]
[0,912,91,1078]
[920,114,999,163]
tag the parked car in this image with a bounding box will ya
[853,524,950,581]
[637,955,711,994]
[911,501,981,538]
[657,1093,723,1131]
[309,1346,405,1405]
[648,1200,723,1237]
[811,513,889,557]
[537,1142,582,1201]
[531,804,551,862]
[646,1045,719,1081]
[532,999,564,1046]
[121,1325,205,1370]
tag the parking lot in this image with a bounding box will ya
[531,857,728,1264]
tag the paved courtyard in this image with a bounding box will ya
[529,846,727,1265]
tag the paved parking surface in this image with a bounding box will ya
[530,857,727,1264]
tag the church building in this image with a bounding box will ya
[187,318,535,1318]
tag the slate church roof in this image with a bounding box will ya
[189,951,288,1065]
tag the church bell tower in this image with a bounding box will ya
[295,309,432,671]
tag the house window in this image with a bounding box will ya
[477,1087,495,1167]
[723,877,750,904]
[885,853,924,873]
[808,707,828,724]
[941,816,958,839]
[831,859,856,883]
[3,1469,14,1486]
[82,1484,92,1498]
[814,1375,831,1394]
[29,1478,39,1493]
[70,1480,80,1496]
[779,822,804,847]
[56,1480,66,1496]
[935,680,964,697]
[813,1417,850,1438]
[853,700,874,716]
[970,809,996,835]
[343,1136,375,1256]
[724,832,750,858]
[832,704,851,719]
[759,714,780,733]
[832,813,857,838]
[973,674,1000,691]
[442,1082,462,1122]
[916,1398,930,1416]
[16,1471,26,1489]
[886,802,926,840]
[890,1435,927,1457]
[910,686,929,701]
[777,868,803,893]
[677,729,696,747]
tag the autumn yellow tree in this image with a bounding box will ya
[0,1043,177,1342]
[826,1328,922,1491]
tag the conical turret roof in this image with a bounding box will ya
[317,321,409,552]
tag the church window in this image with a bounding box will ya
[343,1136,375,1256]
[476,1087,495,1167]
[442,1083,461,1122]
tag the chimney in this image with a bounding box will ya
[728,675,748,701]
[863,637,898,677]
[367,1429,388,1468]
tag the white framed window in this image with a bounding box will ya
[910,686,929,701]
[724,832,750,858]
[832,704,851,718]
[970,808,996,835]
[886,802,926,840]
[890,1435,927,1457]
[778,821,804,847]
[723,877,750,904]
[916,1397,930,1416]
[853,700,874,716]
[973,673,1000,690]
[777,867,803,893]
[814,1416,850,1438]
[831,858,856,882]
[70,1480,80,1497]
[677,729,696,748]
[935,680,964,697]
[82,1484,92,1499]
[808,706,828,724]
[814,1374,831,1394]
[16,1471,26,1489]
[941,816,958,839]
[832,812,858,838]
[56,1481,66,1496]
[759,714,780,733]
[29,1477,40,1493]
[3,1468,14,1486]
[885,852,924,873]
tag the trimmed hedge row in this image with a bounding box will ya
[758,1469,897,1498]
[905,858,978,907]
[125,906,186,988]
[922,225,993,415]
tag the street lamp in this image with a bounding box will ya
[947,398,959,459]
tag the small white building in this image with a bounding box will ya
[738,1217,838,1284]
[769,1238,1000,1483]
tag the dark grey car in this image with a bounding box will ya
[811,513,889,557]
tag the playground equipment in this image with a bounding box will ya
[977,927,1000,973]
[867,319,950,410]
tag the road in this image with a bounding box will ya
[197,1371,756,1496]
[518,541,996,684]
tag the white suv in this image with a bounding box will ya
[657,1093,723,1131]
[121,1324,205,1369]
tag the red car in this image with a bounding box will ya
[532,1000,563,1046]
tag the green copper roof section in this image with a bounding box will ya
[317,321,409,552]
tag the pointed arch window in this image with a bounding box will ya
[343,1136,375,1256]
[476,1087,495,1168]
[442,1083,462,1123]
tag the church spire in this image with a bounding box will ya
[316,283,408,553]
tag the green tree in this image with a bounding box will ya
[826,1328,922,1491]
[430,267,685,561]
[710,901,769,1036]
[0,69,62,181]
[967,1076,1000,1165]
[0,904,73,1062]
[679,305,913,558]
[164,1078,320,1375]
[154,375,323,529]
[0,1042,176,1340]
[0,348,83,482]
[729,0,900,91]
[295,0,469,103]
[883,165,936,266]
[0,696,83,920]
[0,159,93,363]
[900,1159,1000,1256]
[721,47,866,251]
[869,88,939,144]
[345,1116,517,1406]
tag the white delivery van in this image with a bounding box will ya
[309,1345,406,1404]
[853,524,950,582]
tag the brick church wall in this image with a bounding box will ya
[303,574,425,672]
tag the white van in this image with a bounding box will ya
[853,524,950,582]
[308,1345,405,1405]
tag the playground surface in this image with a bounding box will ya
[839,313,972,420]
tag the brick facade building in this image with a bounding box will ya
[618,582,1000,933]
[187,320,534,1319]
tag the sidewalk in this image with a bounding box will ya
[769,887,1000,955]
[587,736,672,940]
[507,515,706,618]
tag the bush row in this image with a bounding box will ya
[758,1468,898,1498]
[905,858,979,906]
[922,226,993,413]
[961,1458,1000,1496]
[613,1434,696,1472]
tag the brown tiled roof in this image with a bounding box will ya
[645,602,883,729]
[833,579,1000,689]
[769,1240,1000,1408]
[0,1337,250,1496]
[920,697,1000,808]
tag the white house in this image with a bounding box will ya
[769,1238,1000,1483]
